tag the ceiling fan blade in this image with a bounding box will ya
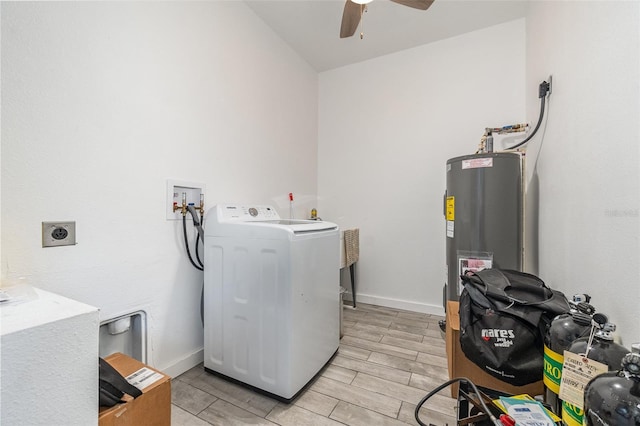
[340,0,362,38]
[390,0,434,11]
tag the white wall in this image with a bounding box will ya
[1,2,319,375]
[525,1,640,346]
[318,20,526,314]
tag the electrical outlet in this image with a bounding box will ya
[42,221,76,247]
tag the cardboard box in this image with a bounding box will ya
[446,301,543,398]
[99,353,171,426]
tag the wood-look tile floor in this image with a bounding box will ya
[171,303,457,425]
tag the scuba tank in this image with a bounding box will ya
[543,294,595,416]
[583,343,640,426]
[561,316,630,426]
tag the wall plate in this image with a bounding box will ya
[42,221,76,247]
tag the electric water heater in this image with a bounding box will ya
[444,152,525,303]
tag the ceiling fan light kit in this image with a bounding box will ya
[340,0,435,39]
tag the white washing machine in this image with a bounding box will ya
[203,204,340,401]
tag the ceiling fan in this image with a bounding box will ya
[340,0,435,39]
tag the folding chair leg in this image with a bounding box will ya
[349,263,356,308]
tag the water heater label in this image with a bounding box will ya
[462,158,493,169]
[446,196,455,221]
[457,255,493,295]
[446,220,454,238]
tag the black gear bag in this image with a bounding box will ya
[99,357,143,407]
[459,269,570,386]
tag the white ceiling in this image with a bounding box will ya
[245,0,528,72]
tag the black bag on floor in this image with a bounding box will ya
[459,269,570,386]
[99,357,143,407]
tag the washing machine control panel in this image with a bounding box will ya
[219,204,281,221]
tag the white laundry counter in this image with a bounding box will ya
[1,286,99,425]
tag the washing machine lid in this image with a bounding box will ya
[205,204,338,237]
[242,219,338,233]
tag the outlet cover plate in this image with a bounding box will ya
[42,221,76,247]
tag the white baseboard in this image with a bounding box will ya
[163,348,204,378]
[342,292,445,317]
